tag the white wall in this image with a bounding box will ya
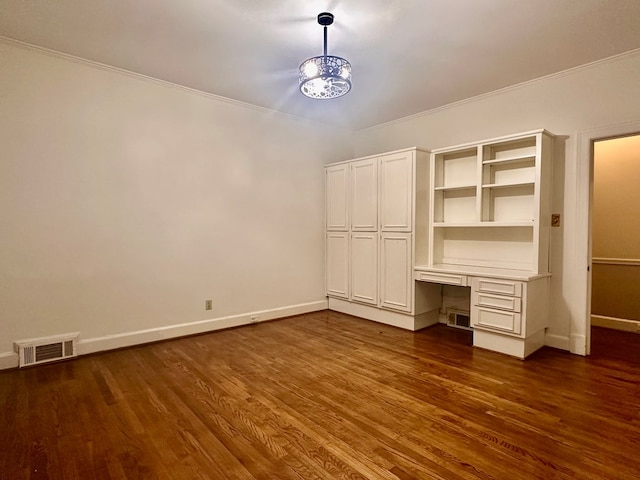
[354,49,640,353]
[0,41,354,365]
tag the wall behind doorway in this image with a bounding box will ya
[592,134,640,327]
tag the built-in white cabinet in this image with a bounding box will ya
[379,233,412,312]
[326,232,349,299]
[471,274,551,358]
[429,130,553,274]
[350,232,378,305]
[351,158,378,231]
[380,152,414,231]
[325,164,350,231]
[327,130,554,358]
[416,129,555,358]
[325,148,440,330]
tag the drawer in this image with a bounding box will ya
[472,306,522,335]
[472,292,522,313]
[473,277,522,297]
[416,271,467,286]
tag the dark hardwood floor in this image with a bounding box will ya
[1,312,639,479]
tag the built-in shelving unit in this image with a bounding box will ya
[417,129,555,358]
[327,130,556,359]
[428,130,553,274]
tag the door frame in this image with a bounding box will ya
[575,120,640,355]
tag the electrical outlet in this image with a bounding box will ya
[205,299,212,310]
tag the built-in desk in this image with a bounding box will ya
[415,265,551,359]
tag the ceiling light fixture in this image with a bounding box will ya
[299,12,352,99]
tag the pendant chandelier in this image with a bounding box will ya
[299,12,352,99]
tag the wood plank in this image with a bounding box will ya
[1,314,639,479]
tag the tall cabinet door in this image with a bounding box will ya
[350,233,378,305]
[380,151,413,232]
[326,232,349,298]
[351,159,378,231]
[379,233,413,312]
[326,164,349,231]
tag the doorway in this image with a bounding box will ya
[591,134,640,334]
[574,121,640,356]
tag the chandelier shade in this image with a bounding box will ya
[299,12,352,99]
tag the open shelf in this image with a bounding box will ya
[433,188,477,224]
[482,181,535,189]
[482,183,535,223]
[428,130,553,275]
[483,154,535,165]
[434,221,534,228]
[431,226,535,271]
[434,184,476,191]
[482,137,537,162]
[483,158,535,186]
[434,148,478,189]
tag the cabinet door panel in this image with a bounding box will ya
[380,152,413,231]
[380,233,412,312]
[326,233,349,298]
[351,233,378,305]
[351,159,378,231]
[326,164,349,231]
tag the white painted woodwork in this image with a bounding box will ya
[350,159,378,231]
[379,233,412,312]
[474,278,523,297]
[415,271,468,286]
[591,315,640,333]
[468,274,550,357]
[328,297,439,331]
[427,130,554,274]
[325,148,430,326]
[415,130,554,358]
[326,232,349,299]
[473,292,522,313]
[474,308,522,335]
[471,277,524,335]
[325,164,350,231]
[434,226,534,271]
[350,232,378,305]
[380,151,413,232]
[354,52,640,358]
[473,328,546,359]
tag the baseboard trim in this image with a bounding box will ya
[544,333,571,351]
[570,333,587,356]
[77,300,328,356]
[473,329,546,360]
[327,297,438,331]
[0,352,19,370]
[0,301,328,370]
[591,315,640,333]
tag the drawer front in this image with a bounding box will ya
[472,307,522,335]
[416,271,467,286]
[474,278,522,297]
[473,292,522,313]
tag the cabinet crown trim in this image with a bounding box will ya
[325,147,428,167]
[430,129,555,154]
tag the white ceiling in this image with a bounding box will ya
[2,0,640,130]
